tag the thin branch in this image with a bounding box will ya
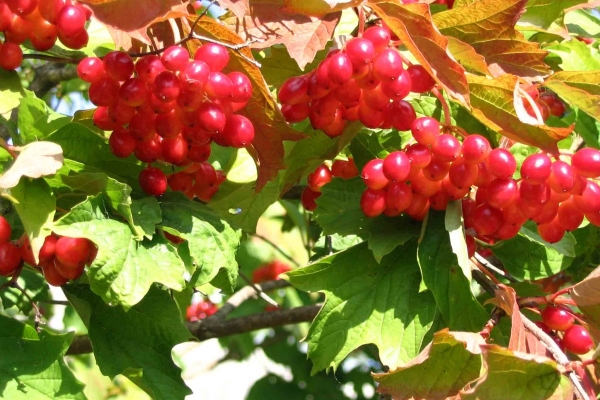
[238,271,281,308]
[191,34,263,68]
[22,54,81,64]
[431,87,452,127]
[251,233,301,267]
[212,279,290,320]
[474,253,517,282]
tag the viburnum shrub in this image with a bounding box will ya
[1,1,600,399]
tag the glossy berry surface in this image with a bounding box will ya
[55,236,92,270]
[541,305,574,331]
[139,167,168,196]
[562,325,594,354]
[0,216,11,243]
[0,242,21,276]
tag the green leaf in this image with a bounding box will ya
[260,46,327,88]
[565,9,600,38]
[374,330,485,399]
[349,129,406,170]
[575,108,600,149]
[543,71,600,123]
[286,241,437,374]
[418,210,488,331]
[510,143,540,179]
[63,285,192,400]
[313,177,421,260]
[17,90,70,145]
[159,192,241,290]
[445,200,470,281]
[10,178,56,264]
[0,315,86,400]
[492,223,576,280]
[0,69,25,115]
[518,0,589,31]
[545,39,600,72]
[58,172,160,239]
[52,195,186,308]
[0,269,50,314]
[462,345,573,400]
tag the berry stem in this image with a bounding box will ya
[0,138,17,159]
[548,286,573,302]
[472,258,502,285]
[431,87,451,127]
[478,307,504,340]
[0,263,44,331]
[358,6,365,37]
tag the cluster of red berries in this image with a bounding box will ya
[0,216,95,286]
[301,159,359,211]
[537,304,594,355]
[278,24,435,137]
[78,43,254,198]
[251,260,292,283]
[0,0,91,70]
[522,86,566,121]
[186,299,218,322]
[359,115,600,243]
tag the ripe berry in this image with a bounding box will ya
[0,242,21,276]
[278,75,310,105]
[462,135,491,164]
[77,57,105,83]
[0,216,11,243]
[135,55,166,83]
[537,217,565,243]
[194,43,230,72]
[345,37,375,68]
[360,188,387,217]
[471,203,503,236]
[307,164,332,192]
[448,159,478,190]
[119,78,149,107]
[103,51,134,82]
[432,134,461,162]
[574,180,600,213]
[139,167,168,196]
[386,182,412,214]
[521,153,552,184]
[39,233,59,264]
[327,52,353,85]
[562,325,594,354]
[383,151,410,181]
[372,48,403,82]
[282,103,310,123]
[56,4,86,39]
[161,45,189,72]
[362,159,389,190]
[153,71,181,102]
[541,305,574,331]
[406,143,432,169]
[220,115,255,148]
[55,236,92,270]
[557,198,584,231]
[228,71,253,103]
[205,72,233,99]
[486,178,519,209]
[161,134,189,165]
[411,117,440,146]
[301,187,321,211]
[331,159,358,179]
[547,160,575,193]
[571,148,600,178]
[380,69,411,101]
[54,258,85,280]
[0,42,23,70]
[42,261,69,286]
[407,65,435,93]
[362,26,391,53]
[486,148,516,179]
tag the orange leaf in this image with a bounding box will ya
[185,17,304,189]
[280,0,362,17]
[467,74,572,154]
[218,0,250,20]
[446,37,491,75]
[222,3,341,69]
[486,284,527,352]
[434,0,550,78]
[83,0,189,46]
[367,1,470,106]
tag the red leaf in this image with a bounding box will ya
[222,3,341,69]
[185,17,304,189]
[367,1,470,106]
[82,0,189,46]
[486,284,527,352]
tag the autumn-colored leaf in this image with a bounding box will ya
[280,0,362,17]
[571,265,600,329]
[519,0,592,31]
[373,330,485,400]
[462,345,573,400]
[434,0,550,78]
[543,71,600,123]
[446,37,491,75]
[219,0,250,20]
[0,142,63,189]
[486,285,527,352]
[185,17,304,189]
[221,3,341,69]
[467,74,573,154]
[82,0,189,46]
[367,1,470,106]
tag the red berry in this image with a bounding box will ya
[77,57,105,83]
[42,261,69,286]
[220,114,255,148]
[486,148,516,179]
[563,325,594,354]
[55,236,92,270]
[462,135,491,164]
[572,148,600,178]
[432,134,461,162]
[486,178,519,209]
[360,188,387,217]
[39,233,59,264]
[301,187,321,211]
[411,117,440,146]
[0,242,21,276]
[537,217,565,243]
[161,45,189,72]
[521,153,552,184]
[407,65,435,93]
[0,42,23,70]
[327,52,353,85]
[307,164,332,192]
[56,4,86,39]
[362,26,391,53]
[194,43,230,72]
[383,151,411,182]
[139,167,168,196]
[228,71,253,103]
[103,51,134,82]
[205,72,233,100]
[548,160,575,193]
[345,37,375,68]
[541,305,574,332]
[153,71,181,102]
[0,216,11,243]
[472,203,503,236]
[386,182,412,214]
[372,48,403,82]
[278,75,310,105]
[362,159,389,190]
[54,258,85,280]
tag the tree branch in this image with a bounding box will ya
[29,63,78,98]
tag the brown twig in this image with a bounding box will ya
[431,87,452,128]
[237,271,282,308]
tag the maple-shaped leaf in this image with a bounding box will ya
[434,0,550,78]
[79,0,189,46]
[367,1,470,106]
[285,240,437,374]
[462,345,573,400]
[543,71,600,123]
[571,265,600,329]
[467,74,573,154]
[373,330,485,400]
[185,16,304,189]
[221,2,341,69]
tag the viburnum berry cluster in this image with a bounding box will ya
[186,298,218,322]
[251,260,292,283]
[0,216,95,286]
[0,0,91,70]
[79,43,255,199]
[538,305,594,355]
[522,85,566,121]
[278,24,435,136]
[359,115,600,244]
[301,158,359,211]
